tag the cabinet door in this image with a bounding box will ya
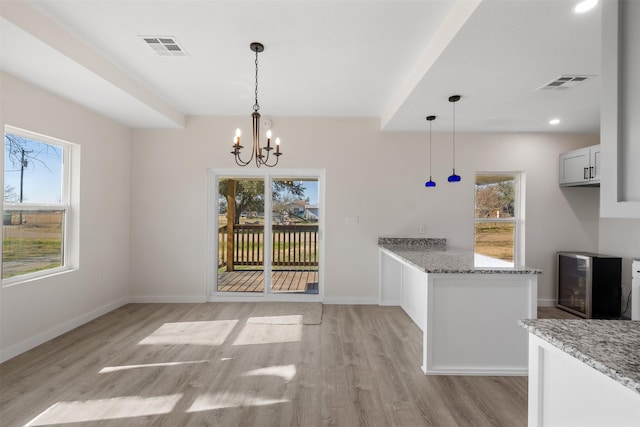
[559,148,590,185]
[590,146,601,182]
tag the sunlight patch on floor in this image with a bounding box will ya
[187,392,289,412]
[139,320,238,345]
[242,364,297,382]
[25,394,182,426]
[232,323,302,346]
[99,360,209,373]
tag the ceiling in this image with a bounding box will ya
[0,0,601,133]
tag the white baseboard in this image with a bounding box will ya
[0,297,128,363]
[537,298,556,307]
[421,366,528,376]
[128,295,208,303]
[323,297,379,305]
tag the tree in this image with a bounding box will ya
[4,134,56,173]
[475,179,515,218]
[4,185,18,202]
[272,181,305,203]
[496,181,515,216]
[219,179,307,224]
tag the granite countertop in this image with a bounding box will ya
[378,237,542,275]
[519,319,640,395]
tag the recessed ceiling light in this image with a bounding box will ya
[549,119,561,125]
[574,0,598,13]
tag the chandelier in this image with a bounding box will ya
[231,42,282,167]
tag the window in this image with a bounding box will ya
[3,127,74,282]
[474,173,523,267]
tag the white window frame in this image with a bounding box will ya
[207,168,325,302]
[2,126,75,285]
[474,172,525,266]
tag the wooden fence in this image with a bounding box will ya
[219,224,319,270]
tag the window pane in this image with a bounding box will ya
[2,209,65,278]
[474,221,515,263]
[271,178,319,294]
[474,173,518,267]
[475,175,516,219]
[4,133,63,204]
[217,177,265,292]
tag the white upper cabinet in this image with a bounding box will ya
[559,145,600,186]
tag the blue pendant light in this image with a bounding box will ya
[425,115,437,188]
[447,95,461,183]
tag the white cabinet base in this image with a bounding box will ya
[379,249,538,376]
[422,273,537,375]
[527,334,640,427]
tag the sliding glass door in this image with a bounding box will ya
[212,171,322,297]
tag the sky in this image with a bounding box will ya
[4,134,63,204]
[301,180,318,205]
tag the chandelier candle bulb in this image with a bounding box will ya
[276,138,281,154]
[266,129,272,149]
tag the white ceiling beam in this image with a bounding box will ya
[0,1,186,128]
[380,0,481,130]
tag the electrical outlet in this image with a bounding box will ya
[418,225,426,234]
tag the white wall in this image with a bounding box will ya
[600,0,640,218]
[0,72,131,361]
[130,116,599,305]
[597,0,640,318]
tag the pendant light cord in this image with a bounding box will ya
[429,120,433,176]
[451,100,456,169]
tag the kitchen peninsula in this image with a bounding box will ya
[379,237,541,375]
[520,319,640,426]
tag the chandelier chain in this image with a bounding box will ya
[253,49,260,112]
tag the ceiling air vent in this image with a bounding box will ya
[536,75,594,91]
[140,36,188,56]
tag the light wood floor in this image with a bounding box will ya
[0,304,571,426]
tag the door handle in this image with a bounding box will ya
[590,166,594,179]
[584,167,589,180]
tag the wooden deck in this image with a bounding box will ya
[218,270,319,293]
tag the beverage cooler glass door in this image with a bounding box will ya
[557,254,591,317]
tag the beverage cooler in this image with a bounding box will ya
[556,252,622,319]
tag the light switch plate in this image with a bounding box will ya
[346,216,359,225]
